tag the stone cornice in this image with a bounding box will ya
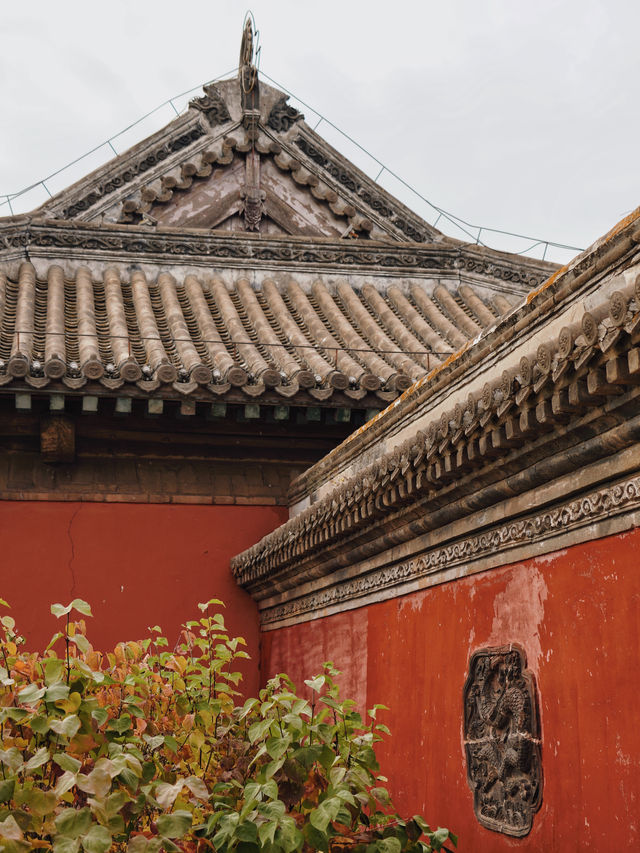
[259,469,640,628]
[231,273,640,593]
[0,218,554,285]
[287,208,640,504]
[273,122,440,244]
[37,113,210,221]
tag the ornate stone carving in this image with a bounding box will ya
[267,97,303,132]
[60,127,206,219]
[294,136,427,241]
[12,223,549,286]
[463,646,542,836]
[189,84,231,126]
[240,187,266,231]
[258,475,640,624]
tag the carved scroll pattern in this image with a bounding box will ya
[463,646,542,837]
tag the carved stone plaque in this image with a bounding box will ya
[463,645,542,836]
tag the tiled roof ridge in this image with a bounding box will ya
[231,227,640,585]
[286,207,640,503]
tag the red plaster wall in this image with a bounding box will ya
[262,528,640,851]
[0,501,287,697]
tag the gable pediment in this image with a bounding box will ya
[36,76,442,244]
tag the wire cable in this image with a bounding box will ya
[1,67,583,259]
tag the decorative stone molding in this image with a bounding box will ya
[267,98,303,132]
[294,134,428,242]
[60,126,207,220]
[258,474,640,626]
[0,220,552,287]
[189,84,232,126]
[232,281,640,591]
[463,646,542,837]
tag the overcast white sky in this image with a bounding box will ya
[1,0,639,264]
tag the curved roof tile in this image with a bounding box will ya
[0,262,515,403]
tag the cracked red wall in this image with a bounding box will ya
[0,501,286,696]
[261,528,640,851]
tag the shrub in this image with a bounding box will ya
[0,598,456,853]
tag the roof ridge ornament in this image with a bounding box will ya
[239,12,260,139]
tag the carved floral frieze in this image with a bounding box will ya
[258,474,640,626]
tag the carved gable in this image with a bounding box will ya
[129,146,360,238]
[36,74,441,244]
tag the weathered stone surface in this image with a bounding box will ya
[463,646,542,837]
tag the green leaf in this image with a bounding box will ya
[142,734,164,751]
[304,675,325,693]
[303,823,329,853]
[248,718,273,743]
[2,709,27,723]
[278,817,303,853]
[55,807,92,839]
[70,634,90,654]
[54,753,82,773]
[0,748,23,772]
[236,822,258,843]
[155,779,184,809]
[375,840,401,853]
[30,715,50,735]
[70,599,93,617]
[371,786,391,805]
[51,603,73,618]
[81,825,111,853]
[163,735,178,754]
[126,838,149,853]
[157,810,192,839]
[107,714,132,734]
[184,776,209,800]
[54,771,78,798]
[117,768,139,791]
[17,683,46,704]
[24,788,57,817]
[266,735,290,760]
[44,658,66,685]
[428,828,453,851]
[85,766,112,798]
[258,820,277,848]
[24,746,50,771]
[92,708,109,727]
[0,779,15,803]
[0,815,23,840]
[53,839,81,853]
[50,714,81,738]
[45,683,70,703]
[260,779,278,801]
[197,598,224,612]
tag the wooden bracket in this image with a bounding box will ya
[40,416,75,464]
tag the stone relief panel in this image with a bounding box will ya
[463,645,542,837]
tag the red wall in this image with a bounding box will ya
[0,501,287,697]
[262,528,640,851]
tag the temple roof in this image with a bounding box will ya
[231,206,640,619]
[0,258,517,407]
[0,38,557,413]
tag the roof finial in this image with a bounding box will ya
[239,14,255,72]
[239,12,260,138]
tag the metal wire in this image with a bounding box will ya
[8,328,454,359]
[258,71,584,257]
[0,68,239,211]
[0,66,583,260]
